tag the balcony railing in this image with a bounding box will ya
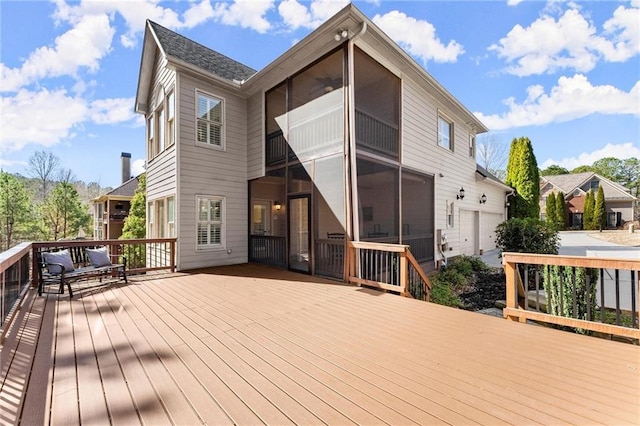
[503,252,639,340]
[1,242,32,341]
[347,241,431,301]
[249,235,287,268]
[355,109,399,159]
[1,238,177,343]
[315,238,344,279]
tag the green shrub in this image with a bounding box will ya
[430,256,490,308]
[430,280,463,308]
[495,218,559,255]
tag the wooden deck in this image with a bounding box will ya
[2,264,639,425]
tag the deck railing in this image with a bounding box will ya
[315,238,344,279]
[503,252,640,340]
[249,235,287,268]
[1,242,32,342]
[347,241,431,301]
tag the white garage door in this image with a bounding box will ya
[459,210,477,255]
[481,212,504,252]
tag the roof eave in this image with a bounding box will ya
[134,21,163,115]
[166,57,244,93]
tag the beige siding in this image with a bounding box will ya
[176,73,248,270]
[247,92,264,180]
[401,78,485,260]
[146,51,177,208]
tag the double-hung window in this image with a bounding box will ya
[148,201,154,238]
[197,196,224,248]
[157,106,165,153]
[167,91,175,147]
[197,92,224,148]
[147,115,154,159]
[167,196,175,237]
[438,115,453,151]
[469,135,475,158]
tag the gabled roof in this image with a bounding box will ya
[148,21,256,83]
[92,176,140,202]
[541,172,636,200]
[135,21,256,113]
[542,172,595,194]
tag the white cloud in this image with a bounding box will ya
[490,5,640,76]
[0,14,114,92]
[183,0,216,28]
[541,143,640,170]
[1,90,140,152]
[475,74,640,130]
[1,89,88,151]
[211,0,274,33]
[131,158,146,176]
[507,0,525,5]
[373,11,464,64]
[278,0,348,30]
[89,98,137,125]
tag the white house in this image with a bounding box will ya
[134,4,510,279]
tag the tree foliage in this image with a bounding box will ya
[505,137,540,219]
[582,190,594,230]
[121,173,146,239]
[0,171,36,250]
[545,192,556,226]
[28,150,60,202]
[495,218,559,255]
[543,265,597,334]
[42,182,90,240]
[554,191,566,230]
[594,185,606,230]
[540,165,569,176]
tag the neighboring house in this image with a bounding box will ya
[540,172,637,229]
[134,4,510,278]
[92,153,140,240]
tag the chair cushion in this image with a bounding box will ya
[43,250,75,274]
[86,247,112,268]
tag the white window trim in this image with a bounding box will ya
[437,113,454,152]
[147,114,154,160]
[166,90,175,147]
[469,134,476,158]
[196,195,226,251]
[195,89,226,151]
[446,200,455,228]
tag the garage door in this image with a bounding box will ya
[481,212,504,252]
[459,210,477,255]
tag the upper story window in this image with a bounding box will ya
[167,91,175,147]
[197,92,224,149]
[197,195,225,249]
[147,89,175,161]
[438,116,453,151]
[590,180,599,191]
[469,135,475,158]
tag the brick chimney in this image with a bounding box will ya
[121,152,131,183]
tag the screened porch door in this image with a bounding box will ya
[288,195,310,273]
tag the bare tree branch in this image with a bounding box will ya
[27,150,60,201]
[476,133,508,180]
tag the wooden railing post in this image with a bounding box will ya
[503,258,521,322]
[400,249,408,297]
[170,240,176,273]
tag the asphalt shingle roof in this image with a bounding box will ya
[107,176,140,198]
[542,172,594,194]
[149,21,256,82]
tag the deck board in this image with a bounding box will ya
[2,264,639,425]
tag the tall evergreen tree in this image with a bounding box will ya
[121,173,147,239]
[0,171,35,250]
[594,185,607,230]
[545,192,556,225]
[583,190,594,230]
[554,191,566,230]
[505,137,540,219]
[42,182,90,240]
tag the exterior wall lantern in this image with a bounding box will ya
[456,187,465,200]
[274,201,282,211]
[479,193,487,204]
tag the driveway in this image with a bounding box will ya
[559,231,639,311]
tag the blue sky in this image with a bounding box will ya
[1,0,639,188]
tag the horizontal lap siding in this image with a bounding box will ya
[177,74,248,270]
[247,93,263,180]
[147,54,177,201]
[402,79,482,258]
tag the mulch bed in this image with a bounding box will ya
[459,268,506,311]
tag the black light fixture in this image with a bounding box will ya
[456,187,465,200]
[479,193,487,204]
